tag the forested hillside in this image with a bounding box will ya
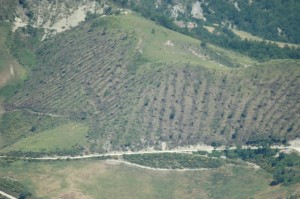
[202,0,300,44]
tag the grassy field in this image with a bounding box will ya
[120,14,255,69]
[0,109,69,150]
[1,122,88,153]
[0,159,299,199]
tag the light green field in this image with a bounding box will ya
[0,159,299,199]
[209,44,257,67]
[0,110,69,150]
[120,14,255,69]
[122,14,202,63]
[1,123,88,153]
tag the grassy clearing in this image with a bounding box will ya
[209,44,257,67]
[120,14,248,69]
[0,110,68,149]
[1,123,88,153]
[232,29,300,48]
[0,159,299,199]
[121,14,201,63]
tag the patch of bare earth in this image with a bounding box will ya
[13,1,103,40]
[191,1,206,21]
[136,38,143,53]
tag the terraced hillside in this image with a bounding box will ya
[1,14,300,154]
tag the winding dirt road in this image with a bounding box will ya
[6,144,298,161]
[1,143,298,197]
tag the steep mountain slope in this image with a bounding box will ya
[1,12,299,154]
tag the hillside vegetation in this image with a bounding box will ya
[1,12,299,154]
[0,1,299,198]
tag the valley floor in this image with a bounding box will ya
[0,142,299,198]
[0,157,299,199]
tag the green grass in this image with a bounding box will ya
[209,44,257,67]
[13,48,36,68]
[122,14,201,62]
[1,122,88,153]
[0,159,299,199]
[207,166,271,199]
[0,110,68,149]
[119,14,250,69]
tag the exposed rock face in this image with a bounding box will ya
[171,4,185,19]
[191,1,206,21]
[14,0,105,40]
